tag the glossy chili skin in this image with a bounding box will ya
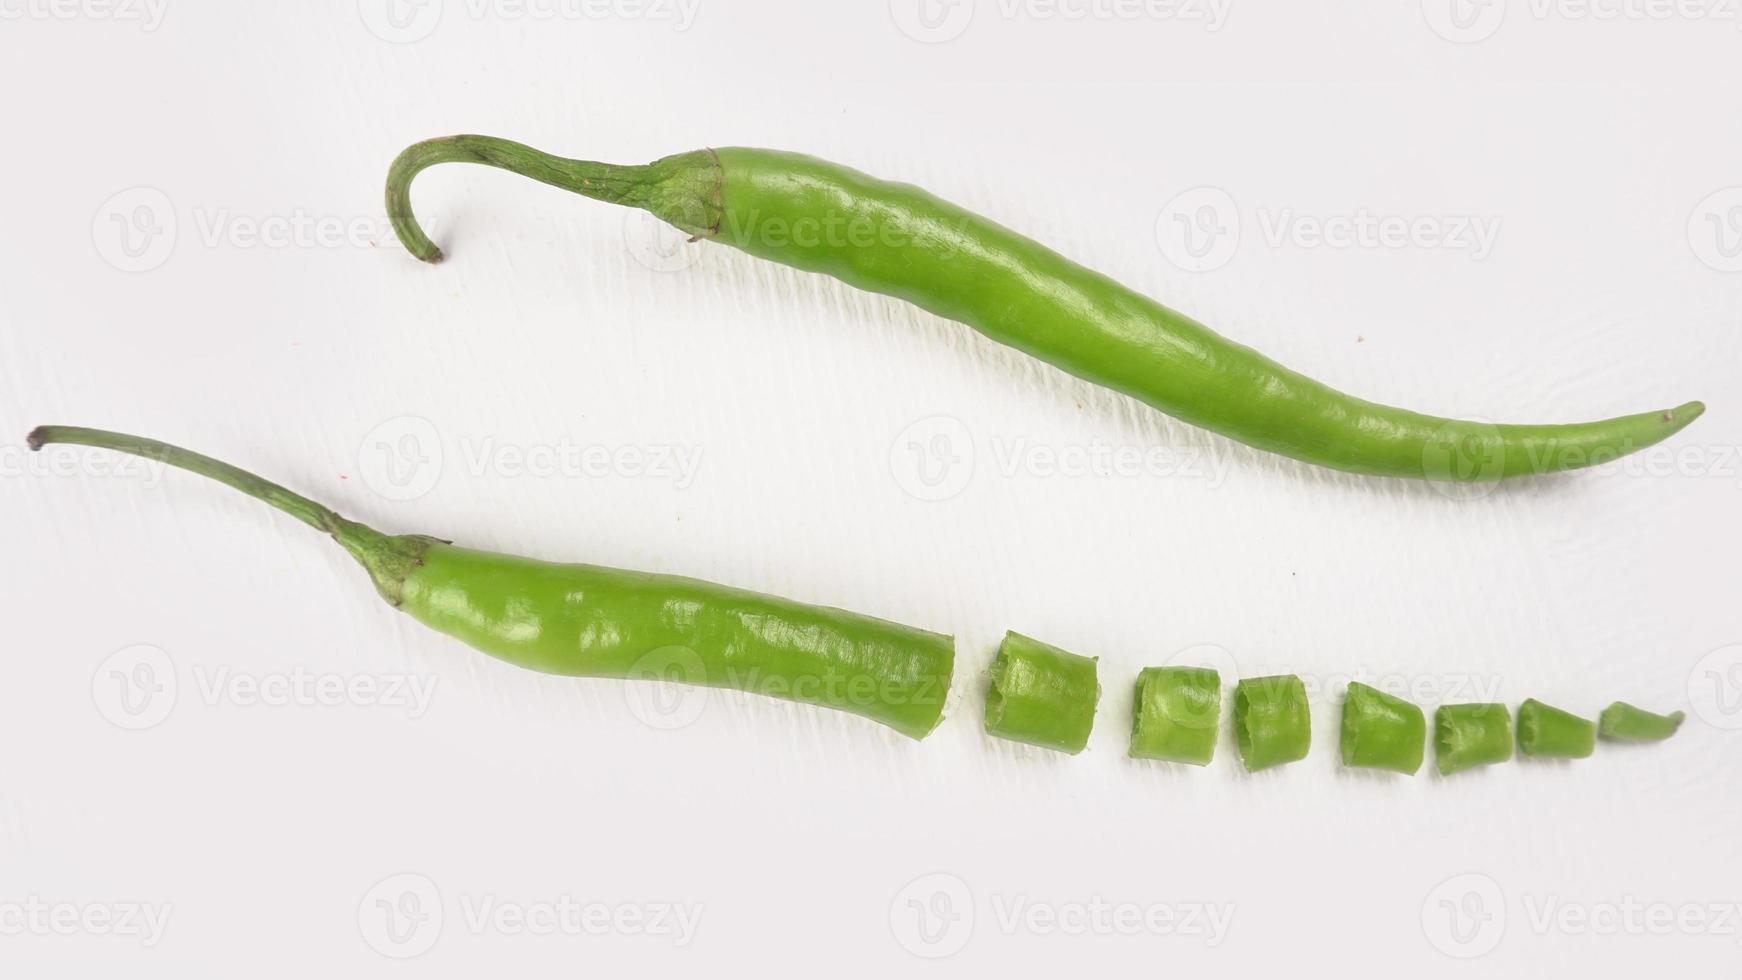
[387,137,1704,481]
[400,544,954,738]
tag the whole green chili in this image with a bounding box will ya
[387,135,1703,482]
[1129,666,1221,766]
[1232,674,1311,772]
[1339,682,1425,775]
[1433,703,1514,775]
[1517,698,1597,759]
[29,426,955,739]
[983,632,1099,754]
[1598,701,1684,742]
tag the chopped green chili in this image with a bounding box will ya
[1232,674,1311,772]
[1434,703,1513,775]
[1129,666,1221,766]
[1339,682,1425,775]
[29,426,956,739]
[1598,701,1685,743]
[983,632,1099,754]
[1517,698,1596,759]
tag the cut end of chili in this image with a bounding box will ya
[1434,702,1513,776]
[1517,698,1597,760]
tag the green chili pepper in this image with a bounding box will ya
[1517,698,1597,759]
[387,135,1702,482]
[1339,682,1425,775]
[1598,701,1685,742]
[29,426,955,739]
[983,632,1099,754]
[1129,666,1221,765]
[1433,703,1514,775]
[1232,674,1311,771]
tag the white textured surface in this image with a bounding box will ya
[3,2,1740,974]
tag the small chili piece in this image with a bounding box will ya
[1598,701,1685,743]
[1434,703,1514,775]
[1129,666,1221,766]
[1517,698,1597,759]
[1232,674,1311,772]
[1339,682,1426,775]
[983,632,1099,754]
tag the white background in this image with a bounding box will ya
[2,0,1739,974]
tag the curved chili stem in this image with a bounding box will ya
[386,135,716,263]
[27,426,434,603]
